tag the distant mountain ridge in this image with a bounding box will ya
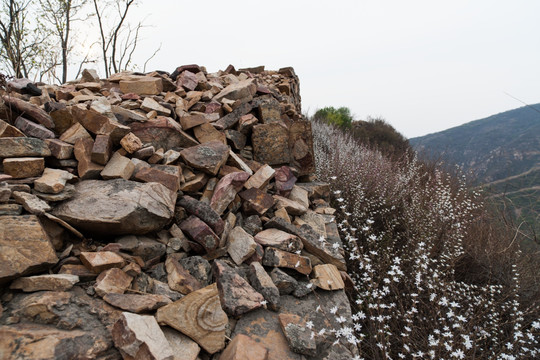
[410,104,540,241]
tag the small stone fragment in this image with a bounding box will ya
[254,228,303,252]
[238,188,275,216]
[166,257,203,295]
[178,195,224,235]
[3,157,44,179]
[227,227,257,265]
[244,164,275,190]
[74,137,104,179]
[162,327,201,360]
[80,251,126,273]
[156,283,228,355]
[274,166,297,197]
[45,139,74,159]
[213,260,264,317]
[0,137,51,157]
[210,171,250,215]
[248,262,280,309]
[273,195,308,216]
[141,97,171,116]
[103,293,171,313]
[119,77,163,95]
[262,247,312,276]
[270,268,298,296]
[112,312,174,360]
[91,134,112,165]
[59,122,92,144]
[100,151,135,180]
[120,132,143,153]
[180,141,230,176]
[94,268,133,297]
[311,264,345,291]
[34,168,75,194]
[179,215,220,252]
[12,191,51,214]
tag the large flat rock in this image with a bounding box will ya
[0,215,58,283]
[53,179,177,235]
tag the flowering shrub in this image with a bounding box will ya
[311,119,540,359]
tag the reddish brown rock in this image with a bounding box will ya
[80,251,126,273]
[214,79,256,102]
[59,122,92,145]
[213,260,264,317]
[180,141,230,176]
[258,96,281,124]
[193,122,227,144]
[72,105,130,143]
[311,264,345,291]
[254,228,303,252]
[213,102,253,130]
[134,167,180,192]
[103,293,171,313]
[120,132,143,154]
[130,117,198,150]
[74,137,104,179]
[34,168,75,194]
[274,166,297,197]
[238,188,275,216]
[0,119,25,137]
[252,123,290,165]
[119,76,163,95]
[177,70,198,91]
[177,195,224,235]
[94,268,133,297]
[265,217,347,271]
[273,195,308,216]
[49,105,76,135]
[262,247,312,276]
[12,190,51,214]
[248,262,280,309]
[58,264,97,281]
[1,94,54,129]
[112,312,174,360]
[244,164,275,190]
[3,157,44,179]
[100,152,135,180]
[156,283,228,355]
[210,171,250,215]
[45,139,73,159]
[53,179,177,235]
[0,215,58,283]
[91,134,112,165]
[0,137,51,158]
[14,116,55,139]
[219,334,268,360]
[166,257,203,295]
[227,227,257,265]
[180,114,209,130]
[289,121,316,176]
[231,309,303,360]
[179,215,220,252]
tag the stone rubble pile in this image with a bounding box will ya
[0,64,357,359]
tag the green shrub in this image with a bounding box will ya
[313,106,353,128]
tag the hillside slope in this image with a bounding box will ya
[410,104,540,239]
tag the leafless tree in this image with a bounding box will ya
[92,0,149,78]
[0,0,47,78]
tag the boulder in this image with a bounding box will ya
[53,179,176,235]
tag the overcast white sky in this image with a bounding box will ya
[125,0,540,138]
